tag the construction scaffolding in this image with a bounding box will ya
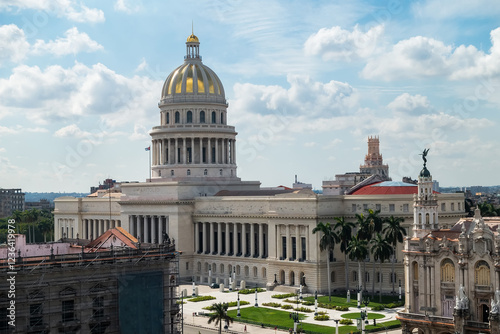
[0,244,180,334]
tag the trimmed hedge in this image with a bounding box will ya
[314,314,330,321]
[188,295,216,302]
[239,288,266,294]
[272,293,298,299]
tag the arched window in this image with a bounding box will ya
[220,264,224,274]
[171,170,174,176]
[200,111,205,123]
[331,271,336,282]
[236,265,241,275]
[228,264,232,274]
[187,169,191,176]
[211,111,216,123]
[365,272,370,283]
[262,267,267,278]
[244,266,249,277]
[204,169,208,176]
[475,261,490,285]
[166,113,170,124]
[197,262,201,272]
[413,262,419,281]
[204,263,209,272]
[253,266,257,277]
[175,111,180,123]
[353,271,358,282]
[441,259,455,282]
[221,112,224,124]
[219,169,223,176]
[187,111,193,123]
[212,263,216,273]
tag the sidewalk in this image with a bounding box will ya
[178,284,403,334]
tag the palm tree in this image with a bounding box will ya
[11,210,26,233]
[312,222,338,301]
[383,216,406,293]
[334,217,355,291]
[207,302,233,334]
[370,233,393,302]
[347,235,368,295]
[477,202,498,217]
[363,209,382,296]
[26,208,41,243]
[38,218,53,242]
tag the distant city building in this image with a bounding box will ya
[322,136,391,195]
[292,175,312,190]
[90,178,118,194]
[25,198,53,211]
[0,188,25,218]
[398,162,500,334]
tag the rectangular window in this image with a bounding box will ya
[221,232,226,253]
[441,203,446,211]
[229,232,234,254]
[389,204,395,212]
[30,303,43,327]
[451,203,455,211]
[186,262,189,270]
[403,204,409,212]
[62,300,75,323]
[92,297,104,319]
[291,237,296,260]
[375,204,381,211]
[458,202,462,211]
[363,204,368,211]
[352,204,356,212]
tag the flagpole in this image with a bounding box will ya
[148,147,151,182]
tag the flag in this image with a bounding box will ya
[145,146,150,151]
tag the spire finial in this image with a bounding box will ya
[192,20,194,35]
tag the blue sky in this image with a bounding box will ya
[1,0,499,192]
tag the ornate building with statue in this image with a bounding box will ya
[398,161,500,334]
[54,33,466,295]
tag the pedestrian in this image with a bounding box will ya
[244,325,247,332]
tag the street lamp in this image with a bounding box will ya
[399,280,402,301]
[299,284,303,300]
[333,319,339,334]
[360,296,370,334]
[254,285,259,307]
[192,281,196,297]
[224,303,229,330]
[274,273,277,284]
[237,292,241,317]
[292,289,300,334]
[314,291,318,316]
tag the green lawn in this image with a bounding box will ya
[341,312,385,320]
[304,293,404,310]
[224,306,400,334]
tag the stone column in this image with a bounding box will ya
[233,222,238,256]
[232,139,236,165]
[202,222,207,253]
[138,216,143,243]
[225,223,230,255]
[222,138,226,164]
[214,138,219,164]
[152,216,157,243]
[209,222,214,254]
[199,137,203,164]
[286,224,291,260]
[218,222,223,255]
[208,138,212,164]
[250,223,255,257]
[259,224,264,257]
[182,138,187,164]
[144,216,150,243]
[242,223,247,256]
[276,224,281,259]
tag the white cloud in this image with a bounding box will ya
[54,124,91,138]
[0,24,30,66]
[304,24,384,61]
[0,62,162,126]
[362,27,500,81]
[0,0,104,23]
[114,0,141,13]
[388,93,432,115]
[32,27,103,56]
[135,58,148,72]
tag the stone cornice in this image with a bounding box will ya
[119,200,194,206]
[192,213,318,220]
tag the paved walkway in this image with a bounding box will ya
[179,284,403,334]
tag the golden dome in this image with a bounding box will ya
[187,33,199,43]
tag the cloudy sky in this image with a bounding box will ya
[1,0,499,193]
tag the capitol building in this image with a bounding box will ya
[54,33,466,295]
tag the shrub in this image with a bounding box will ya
[188,296,216,302]
[294,306,313,313]
[203,301,249,310]
[262,302,281,308]
[314,314,330,321]
[317,311,328,315]
[239,288,266,294]
[384,301,404,308]
[335,305,349,311]
[302,301,314,306]
[272,293,297,299]
[283,299,298,304]
[318,303,336,309]
[371,305,385,311]
[339,319,353,325]
[281,304,293,310]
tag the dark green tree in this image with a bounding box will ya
[207,302,233,334]
[347,235,368,293]
[312,221,338,301]
[383,215,406,293]
[333,216,355,291]
[370,233,393,302]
